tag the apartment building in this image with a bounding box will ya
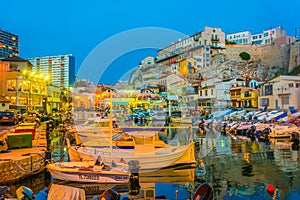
[0,29,19,59]
[156,26,225,72]
[28,54,75,88]
[227,26,291,45]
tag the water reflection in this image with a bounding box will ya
[3,126,300,199]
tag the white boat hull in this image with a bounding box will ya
[47,162,130,184]
[69,143,196,170]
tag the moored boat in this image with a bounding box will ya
[46,161,130,184]
[68,142,196,170]
[75,130,168,149]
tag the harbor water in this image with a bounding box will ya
[4,125,300,199]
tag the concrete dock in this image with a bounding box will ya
[0,127,47,184]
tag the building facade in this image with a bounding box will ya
[0,29,19,59]
[226,26,291,45]
[0,60,47,111]
[156,26,225,71]
[215,78,245,109]
[230,86,258,108]
[28,54,75,88]
[258,75,300,110]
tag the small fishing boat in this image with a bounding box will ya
[68,142,196,170]
[46,161,130,184]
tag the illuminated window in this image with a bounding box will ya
[23,82,30,92]
[7,80,17,91]
[32,84,39,93]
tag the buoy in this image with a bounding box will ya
[267,183,275,196]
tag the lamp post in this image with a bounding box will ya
[109,89,113,152]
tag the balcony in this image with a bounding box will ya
[211,37,220,42]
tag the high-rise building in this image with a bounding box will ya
[28,54,75,88]
[0,29,19,59]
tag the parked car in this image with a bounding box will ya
[23,110,41,124]
[0,110,20,125]
[5,109,23,122]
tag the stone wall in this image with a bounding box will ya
[289,41,300,72]
[225,44,291,76]
[0,152,45,184]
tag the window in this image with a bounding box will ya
[288,83,293,88]
[200,91,202,96]
[265,85,273,95]
[7,80,16,91]
[282,96,289,105]
[260,98,269,106]
[296,83,300,88]
[211,89,213,95]
[23,81,30,92]
[205,90,208,96]
[244,91,250,97]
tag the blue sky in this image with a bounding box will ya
[1,0,299,83]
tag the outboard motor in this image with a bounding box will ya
[128,160,140,196]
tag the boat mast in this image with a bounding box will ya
[109,89,113,152]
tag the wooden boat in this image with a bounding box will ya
[46,161,130,184]
[194,183,213,200]
[68,142,196,170]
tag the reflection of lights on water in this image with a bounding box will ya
[199,159,205,167]
[221,139,225,147]
[243,152,250,163]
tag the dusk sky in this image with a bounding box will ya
[1,0,299,83]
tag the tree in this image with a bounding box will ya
[239,52,251,61]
